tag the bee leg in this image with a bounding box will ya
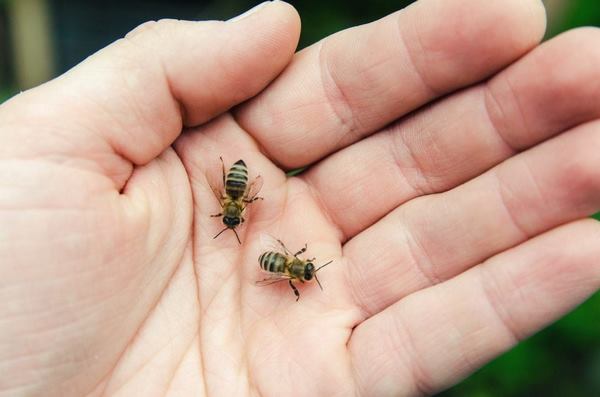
[276,239,293,256]
[293,244,308,257]
[210,213,222,217]
[244,196,263,203]
[219,156,226,186]
[289,280,300,302]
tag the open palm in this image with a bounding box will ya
[2,1,600,396]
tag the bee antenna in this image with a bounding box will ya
[314,260,332,292]
[315,274,324,291]
[213,227,228,240]
[316,260,333,272]
[232,228,242,245]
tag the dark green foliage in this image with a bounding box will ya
[288,0,415,48]
[548,0,600,38]
[0,87,12,102]
[286,167,307,177]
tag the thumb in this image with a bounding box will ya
[0,4,299,395]
[0,1,300,185]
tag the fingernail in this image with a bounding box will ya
[227,1,270,22]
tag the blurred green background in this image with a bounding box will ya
[0,0,599,395]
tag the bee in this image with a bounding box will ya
[210,157,263,244]
[256,235,333,301]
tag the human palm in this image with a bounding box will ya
[2,1,600,396]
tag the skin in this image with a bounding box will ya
[1,1,599,396]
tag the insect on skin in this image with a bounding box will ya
[256,235,333,301]
[210,157,263,244]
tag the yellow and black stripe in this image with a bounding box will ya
[259,251,287,273]
[225,159,248,199]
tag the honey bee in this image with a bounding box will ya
[210,157,263,244]
[256,235,333,301]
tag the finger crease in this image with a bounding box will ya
[318,40,359,142]
[403,222,442,286]
[341,254,373,320]
[477,265,522,343]
[483,79,525,153]
[301,177,348,242]
[389,310,434,396]
[396,12,440,99]
[493,168,532,240]
[387,127,431,196]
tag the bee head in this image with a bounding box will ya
[223,216,241,228]
[304,263,315,281]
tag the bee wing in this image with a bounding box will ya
[206,157,226,204]
[255,273,292,286]
[245,174,264,200]
[259,233,291,256]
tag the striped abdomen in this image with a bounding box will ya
[259,251,288,274]
[225,160,248,199]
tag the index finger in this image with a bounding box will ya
[235,0,546,168]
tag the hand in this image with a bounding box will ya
[1,0,599,396]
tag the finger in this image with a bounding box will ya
[344,118,600,317]
[0,1,300,187]
[236,0,546,168]
[349,220,600,396]
[303,27,600,238]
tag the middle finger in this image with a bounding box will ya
[303,28,600,239]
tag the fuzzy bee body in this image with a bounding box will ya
[259,251,289,274]
[210,158,263,244]
[225,160,249,199]
[256,236,333,301]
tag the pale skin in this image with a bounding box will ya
[1,0,599,396]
